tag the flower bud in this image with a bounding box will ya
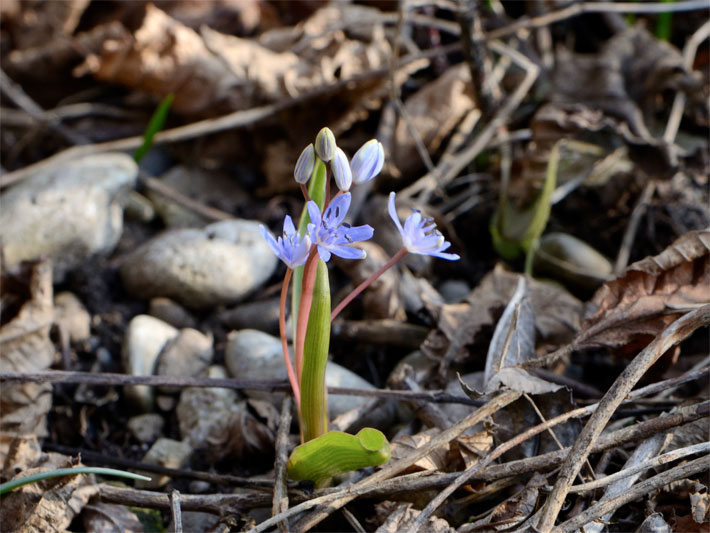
[331,147,352,191]
[315,127,336,162]
[351,139,385,185]
[294,143,316,184]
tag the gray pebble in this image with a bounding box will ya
[218,297,280,334]
[156,328,213,394]
[136,438,192,489]
[0,153,138,281]
[122,315,179,411]
[127,413,164,444]
[149,297,197,329]
[120,219,277,309]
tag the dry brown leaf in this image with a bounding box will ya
[3,0,90,50]
[389,429,455,473]
[0,437,97,532]
[82,503,145,533]
[424,265,582,367]
[374,501,455,533]
[456,431,494,470]
[579,228,710,351]
[393,63,476,178]
[0,260,55,462]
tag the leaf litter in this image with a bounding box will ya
[0,2,708,532]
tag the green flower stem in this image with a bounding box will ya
[0,467,151,495]
[300,259,331,443]
[279,268,300,407]
[331,247,408,321]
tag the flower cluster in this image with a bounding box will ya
[261,126,460,270]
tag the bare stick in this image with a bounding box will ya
[555,455,710,533]
[0,370,481,405]
[273,397,293,533]
[535,305,710,531]
[614,180,655,275]
[568,442,710,494]
[170,490,183,533]
[663,20,710,143]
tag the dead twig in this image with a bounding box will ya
[170,490,183,533]
[555,454,710,533]
[273,397,293,533]
[536,305,710,531]
[614,180,656,276]
[0,370,482,405]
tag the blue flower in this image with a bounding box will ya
[307,193,373,262]
[351,139,384,185]
[260,215,312,269]
[388,192,460,260]
[331,147,352,191]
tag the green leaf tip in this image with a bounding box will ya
[0,467,151,495]
[287,428,390,482]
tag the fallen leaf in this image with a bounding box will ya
[82,502,145,533]
[0,260,55,462]
[578,228,710,350]
[374,501,455,533]
[389,429,453,473]
[0,437,97,532]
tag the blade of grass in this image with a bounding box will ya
[134,93,174,163]
[0,467,151,495]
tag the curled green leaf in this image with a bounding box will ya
[287,428,390,483]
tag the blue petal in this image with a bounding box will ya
[307,201,322,228]
[342,224,374,243]
[331,147,352,191]
[330,245,366,260]
[260,225,282,257]
[317,245,332,263]
[325,193,351,227]
[388,192,404,234]
[430,251,460,261]
[283,215,296,236]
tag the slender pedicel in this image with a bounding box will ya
[331,247,408,321]
[279,268,300,407]
[300,183,311,203]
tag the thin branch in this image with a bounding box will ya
[273,397,293,533]
[170,490,183,533]
[536,306,710,531]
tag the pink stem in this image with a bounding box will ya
[331,247,409,321]
[295,249,319,381]
[279,268,300,407]
[300,183,311,203]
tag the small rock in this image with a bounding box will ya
[136,438,192,489]
[218,298,280,334]
[123,190,156,222]
[127,413,164,444]
[120,219,277,309]
[0,153,138,281]
[148,165,247,228]
[122,315,179,411]
[173,512,218,533]
[149,297,197,329]
[225,329,375,417]
[176,366,240,455]
[156,329,213,393]
[437,280,470,304]
[54,292,91,344]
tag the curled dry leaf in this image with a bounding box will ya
[393,64,476,178]
[579,228,710,351]
[0,260,55,462]
[374,501,455,533]
[0,437,97,532]
[424,265,582,368]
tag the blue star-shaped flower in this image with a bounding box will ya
[260,215,312,269]
[388,192,460,260]
[307,193,373,262]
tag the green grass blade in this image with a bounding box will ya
[134,93,174,163]
[300,259,331,442]
[655,0,674,41]
[0,467,151,495]
[287,428,390,482]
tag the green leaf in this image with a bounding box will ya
[287,428,390,483]
[490,141,561,269]
[300,259,331,442]
[654,0,674,41]
[0,467,151,495]
[134,93,174,163]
